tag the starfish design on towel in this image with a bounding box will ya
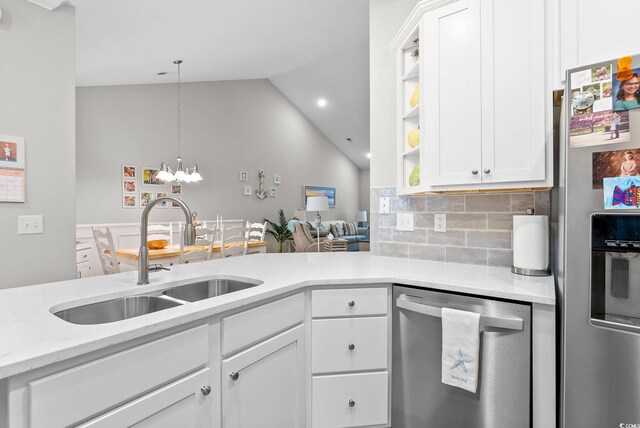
[449,349,473,372]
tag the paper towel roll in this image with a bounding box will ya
[513,215,549,272]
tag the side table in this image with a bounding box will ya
[324,239,348,252]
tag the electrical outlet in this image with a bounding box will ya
[18,215,44,234]
[434,213,446,232]
[397,212,414,231]
[380,197,390,215]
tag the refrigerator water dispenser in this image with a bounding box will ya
[591,213,640,332]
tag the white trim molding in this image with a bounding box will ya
[25,0,68,11]
[389,0,458,51]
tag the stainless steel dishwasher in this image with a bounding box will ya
[392,285,531,427]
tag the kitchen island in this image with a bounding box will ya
[0,253,555,427]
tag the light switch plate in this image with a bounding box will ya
[18,215,44,234]
[434,213,446,232]
[397,212,414,231]
[380,197,390,215]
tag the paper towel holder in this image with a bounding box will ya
[511,208,552,276]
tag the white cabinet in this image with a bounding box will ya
[9,325,211,428]
[220,294,306,428]
[310,287,390,428]
[221,325,305,428]
[393,0,551,193]
[77,369,210,428]
[76,242,93,278]
[558,0,640,89]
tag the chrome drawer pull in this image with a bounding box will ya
[348,343,355,351]
[201,385,211,396]
[230,371,240,381]
[396,294,524,331]
[348,300,355,307]
[348,399,356,408]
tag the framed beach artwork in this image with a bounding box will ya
[123,179,136,193]
[122,165,136,178]
[143,167,162,185]
[122,195,136,208]
[303,185,336,208]
[155,192,168,208]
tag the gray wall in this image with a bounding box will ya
[359,168,370,213]
[0,2,76,289]
[76,80,361,230]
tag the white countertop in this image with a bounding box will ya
[0,253,555,379]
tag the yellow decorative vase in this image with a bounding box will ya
[409,84,420,109]
[409,163,420,187]
[408,127,420,149]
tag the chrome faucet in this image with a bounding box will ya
[138,197,196,285]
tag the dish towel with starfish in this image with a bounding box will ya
[441,307,481,393]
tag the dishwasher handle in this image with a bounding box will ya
[396,294,524,331]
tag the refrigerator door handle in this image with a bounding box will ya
[396,294,524,331]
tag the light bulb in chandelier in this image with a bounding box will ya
[157,59,203,184]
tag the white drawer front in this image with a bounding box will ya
[29,324,209,428]
[312,317,388,374]
[76,247,91,264]
[312,288,388,318]
[312,372,389,428]
[222,293,304,356]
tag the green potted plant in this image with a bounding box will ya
[264,209,298,253]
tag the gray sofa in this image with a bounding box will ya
[287,220,368,251]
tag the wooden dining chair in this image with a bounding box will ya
[178,226,216,264]
[91,226,121,274]
[220,224,250,258]
[245,221,267,242]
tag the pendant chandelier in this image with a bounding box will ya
[156,60,203,183]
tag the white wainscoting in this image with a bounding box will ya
[76,219,244,276]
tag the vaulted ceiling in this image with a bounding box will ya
[70,0,370,169]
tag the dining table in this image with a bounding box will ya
[115,241,268,267]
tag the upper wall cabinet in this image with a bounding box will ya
[557,0,640,89]
[392,0,553,194]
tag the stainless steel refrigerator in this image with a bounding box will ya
[560,55,640,427]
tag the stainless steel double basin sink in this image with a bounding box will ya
[53,278,263,325]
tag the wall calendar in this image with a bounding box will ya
[0,135,25,203]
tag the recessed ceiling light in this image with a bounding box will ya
[157,72,168,76]
[366,153,371,159]
[317,98,327,107]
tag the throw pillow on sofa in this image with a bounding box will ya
[330,223,345,238]
[344,222,359,236]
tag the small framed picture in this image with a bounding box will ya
[274,175,281,185]
[123,179,136,193]
[155,192,168,208]
[240,171,248,181]
[122,195,136,208]
[122,165,136,178]
[143,167,163,185]
[270,187,277,197]
[140,192,152,208]
[244,185,252,196]
[171,200,182,208]
[171,184,182,195]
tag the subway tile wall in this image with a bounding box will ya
[370,188,551,267]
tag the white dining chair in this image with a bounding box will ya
[220,224,250,258]
[147,223,172,244]
[245,221,267,242]
[178,226,216,264]
[91,226,120,274]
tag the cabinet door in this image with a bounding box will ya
[77,368,210,428]
[425,0,482,186]
[221,325,305,428]
[480,0,546,183]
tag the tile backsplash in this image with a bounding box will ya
[370,187,551,267]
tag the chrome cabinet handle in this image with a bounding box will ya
[230,371,240,381]
[348,300,355,307]
[471,169,478,175]
[201,385,211,396]
[348,399,356,408]
[483,168,491,174]
[348,343,355,351]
